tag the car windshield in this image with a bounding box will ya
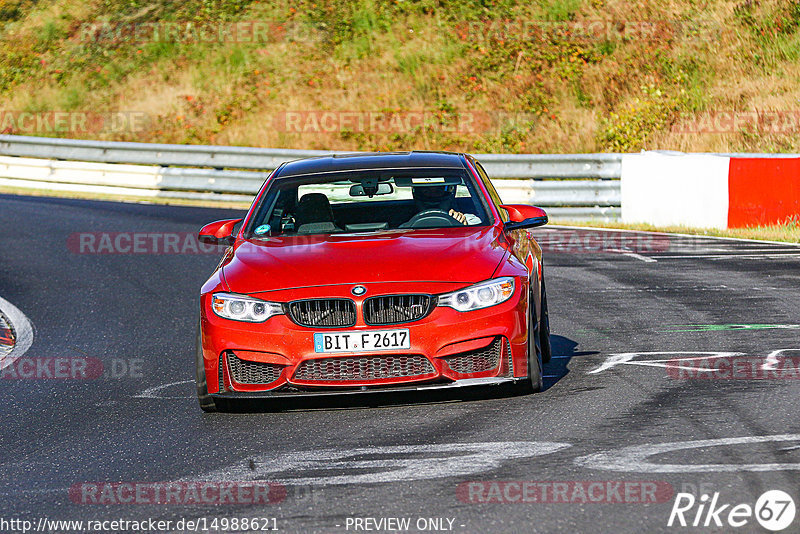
[245,168,491,237]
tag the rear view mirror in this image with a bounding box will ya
[500,205,548,232]
[350,183,393,197]
[198,218,242,246]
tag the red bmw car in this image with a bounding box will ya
[196,152,550,411]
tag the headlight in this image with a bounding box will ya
[211,293,283,323]
[438,277,515,312]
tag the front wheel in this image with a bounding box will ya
[195,325,218,412]
[540,278,552,364]
[522,296,543,393]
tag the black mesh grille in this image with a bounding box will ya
[288,299,356,328]
[218,353,225,392]
[227,353,284,385]
[507,340,513,375]
[294,354,435,382]
[363,295,433,325]
[444,338,503,374]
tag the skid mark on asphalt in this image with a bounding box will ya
[187,442,571,486]
[574,434,800,473]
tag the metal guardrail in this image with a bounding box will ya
[0,134,329,170]
[0,135,623,220]
[473,153,621,179]
[0,134,621,178]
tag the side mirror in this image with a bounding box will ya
[198,218,242,246]
[500,204,548,232]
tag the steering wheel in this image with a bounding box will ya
[404,209,461,229]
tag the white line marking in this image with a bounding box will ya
[188,442,571,486]
[653,253,800,259]
[0,295,34,370]
[588,352,742,374]
[623,251,657,263]
[668,248,800,253]
[603,248,657,262]
[134,379,193,399]
[574,434,800,473]
[674,248,800,253]
[763,349,800,371]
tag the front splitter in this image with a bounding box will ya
[211,376,525,399]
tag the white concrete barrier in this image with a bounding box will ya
[621,152,731,229]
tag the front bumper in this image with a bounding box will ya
[200,280,530,395]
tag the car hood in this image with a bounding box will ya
[222,226,508,294]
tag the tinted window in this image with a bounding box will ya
[245,169,490,237]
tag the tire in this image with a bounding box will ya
[523,293,543,393]
[540,278,552,364]
[195,325,218,412]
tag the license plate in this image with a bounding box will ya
[313,329,410,353]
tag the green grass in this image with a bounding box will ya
[539,0,581,22]
[1,0,799,153]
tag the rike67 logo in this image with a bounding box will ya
[668,490,796,531]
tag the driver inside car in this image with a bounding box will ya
[411,185,481,225]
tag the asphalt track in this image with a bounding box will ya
[1,193,799,534]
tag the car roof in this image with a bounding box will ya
[275,151,467,178]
